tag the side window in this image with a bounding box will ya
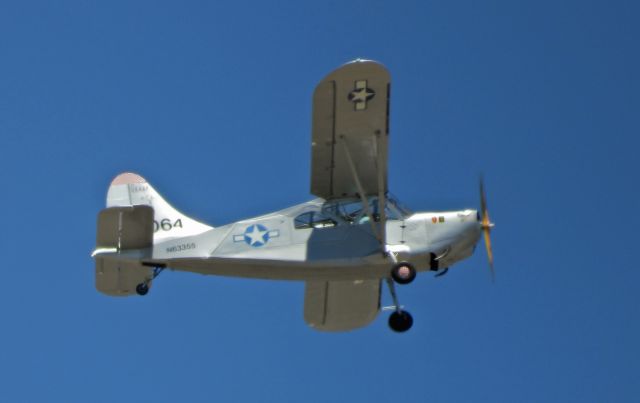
[339,201,364,223]
[294,212,313,229]
[294,211,337,229]
[312,212,337,228]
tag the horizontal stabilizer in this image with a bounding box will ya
[94,205,154,296]
[95,259,152,297]
[97,206,154,250]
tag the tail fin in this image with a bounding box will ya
[106,172,213,242]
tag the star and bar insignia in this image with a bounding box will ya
[348,80,375,111]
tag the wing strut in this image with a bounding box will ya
[375,130,387,248]
[340,135,386,249]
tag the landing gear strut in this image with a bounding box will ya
[135,266,165,296]
[385,277,413,332]
[384,251,415,332]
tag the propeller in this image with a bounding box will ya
[479,176,496,281]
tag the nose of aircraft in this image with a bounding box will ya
[468,209,483,241]
[452,209,482,245]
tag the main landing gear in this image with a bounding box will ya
[389,310,413,332]
[386,260,416,332]
[391,261,416,284]
[136,265,165,296]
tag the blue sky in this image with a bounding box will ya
[1,1,638,402]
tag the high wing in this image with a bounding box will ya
[310,59,390,200]
[304,280,381,331]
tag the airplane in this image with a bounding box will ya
[91,59,495,332]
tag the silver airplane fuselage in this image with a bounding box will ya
[100,197,481,282]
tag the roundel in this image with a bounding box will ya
[244,224,270,247]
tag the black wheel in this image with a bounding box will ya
[388,310,413,332]
[136,283,149,296]
[391,261,416,284]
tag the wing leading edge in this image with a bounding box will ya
[310,59,390,200]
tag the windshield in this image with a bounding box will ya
[321,195,411,224]
[293,195,412,230]
[387,193,412,217]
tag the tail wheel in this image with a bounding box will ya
[391,262,416,284]
[136,283,149,296]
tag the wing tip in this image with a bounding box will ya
[348,57,375,63]
[344,58,384,67]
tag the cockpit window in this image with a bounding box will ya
[319,195,411,225]
[322,201,365,223]
[294,211,337,229]
[387,194,412,217]
[294,195,410,230]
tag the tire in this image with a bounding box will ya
[391,262,417,284]
[136,283,149,296]
[388,310,413,332]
